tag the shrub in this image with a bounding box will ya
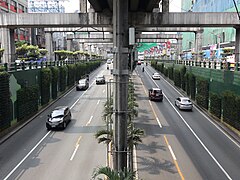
[51,67,59,99]
[59,66,68,92]
[196,77,209,109]
[174,69,181,88]
[40,68,52,105]
[209,93,222,119]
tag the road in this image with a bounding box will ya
[1,62,240,180]
[0,64,111,180]
[134,63,240,180]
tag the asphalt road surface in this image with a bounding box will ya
[1,62,240,180]
[0,64,111,180]
[134,63,240,180]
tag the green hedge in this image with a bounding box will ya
[196,77,209,109]
[189,73,196,100]
[180,66,186,91]
[59,65,67,92]
[0,72,11,130]
[174,69,181,88]
[40,68,51,105]
[209,93,222,119]
[168,66,174,80]
[222,91,240,130]
[16,85,39,121]
[67,64,76,86]
[51,67,59,99]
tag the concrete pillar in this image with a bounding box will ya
[9,29,15,62]
[177,38,182,60]
[45,32,54,61]
[1,28,11,63]
[235,28,240,62]
[113,0,129,171]
[80,0,87,13]
[66,39,71,51]
[162,0,169,13]
[195,29,203,61]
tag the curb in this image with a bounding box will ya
[0,84,76,145]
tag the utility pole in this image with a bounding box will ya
[113,0,129,171]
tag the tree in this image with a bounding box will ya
[92,166,135,180]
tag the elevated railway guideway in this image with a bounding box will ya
[1,12,240,62]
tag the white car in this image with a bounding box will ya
[175,97,193,111]
[152,72,161,80]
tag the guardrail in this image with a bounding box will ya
[154,59,240,72]
[0,59,103,72]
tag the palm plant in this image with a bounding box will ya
[94,80,144,175]
[92,166,135,180]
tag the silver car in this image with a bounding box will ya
[175,97,193,111]
[152,72,161,80]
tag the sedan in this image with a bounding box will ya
[175,97,193,111]
[96,75,106,84]
[152,72,161,80]
[76,78,89,90]
[46,106,71,130]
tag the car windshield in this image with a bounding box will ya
[97,76,104,79]
[154,73,159,76]
[182,99,191,103]
[51,110,64,118]
[79,80,86,84]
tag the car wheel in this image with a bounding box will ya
[63,121,67,129]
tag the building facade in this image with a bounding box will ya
[0,0,30,44]
[182,0,240,54]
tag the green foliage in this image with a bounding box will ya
[0,72,11,130]
[67,64,76,86]
[209,93,222,119]
[196,77,209,109]
[54,50,73,60]
[59,65,68,92]
[0,65,5,72]
[180,66,186,90]
[51,67,59,99]
[16,44,40,61]
[185,72,190,96]
[16,85,39,121]
[168,66,174,80]
[222,91,240,130]
[174,69,181,87]
[40,68,52,105]
[189,73,196,100]
[92,166,135,180]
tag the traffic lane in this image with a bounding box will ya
[144,65,240,179]
[134,72,201,179]
[154,99,228,179]
[5,71,108,180]
[149,66,240,179]
[0,65,106,179]
[134,77,181,180]
[137,66,233,179]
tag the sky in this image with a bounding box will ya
[63,0,182,13]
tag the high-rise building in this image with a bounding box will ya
[0,0,30,43]
[182,0,240,51]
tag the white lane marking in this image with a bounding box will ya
[165,92,232,179]
[168,145,177,161]
[133,145,139,180]
[3,131,52,180]
[63,88,73,97]
[97,100,100,105]
[86,116,93,126]
[70,136,82,161]
[145,69,232,180]
[103,89,105,93]
[153,69,240,149]
[156,117,162,128]
[148,100,162,128]
[70,81,95,110]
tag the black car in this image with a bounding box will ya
[96,75,106,84]
[148,88,163,102]
[46,106,71,130]
[76,78,89,90]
